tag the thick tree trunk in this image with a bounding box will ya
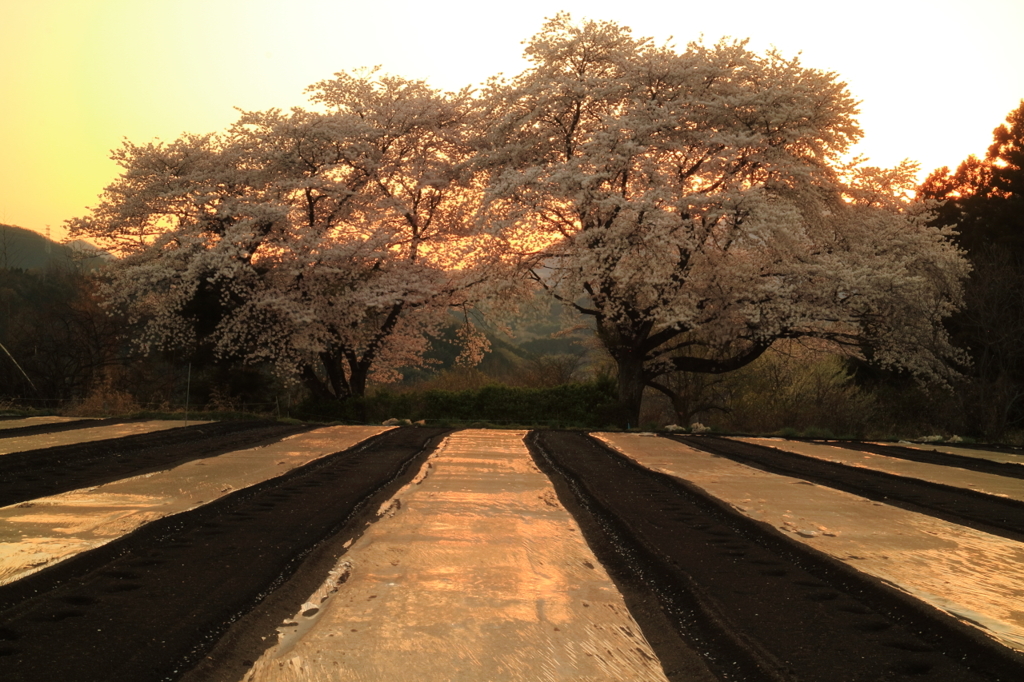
[615,352,647,429]
[301,351,369,403]
[347,362,370,423]
[300,357,370,422]
[348,363,369,398]
[300,366,336,402]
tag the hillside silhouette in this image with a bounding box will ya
[0,224,107,271]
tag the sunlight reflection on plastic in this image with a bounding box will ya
[242,430,670,682]
[0,420,198,456]
[0,426,386,585]
[737,437,1024,502]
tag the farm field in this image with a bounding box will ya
[0,420,1022,681]
[0,420,202,456]
[730,437,1024,500]
[0,417,94,431]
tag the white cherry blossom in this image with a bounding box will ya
[479,15,968,425]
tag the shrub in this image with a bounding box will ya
[64,380,141,418]
[712,344,876,437]
[294,378,618,427]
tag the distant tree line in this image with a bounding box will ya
[917,100,1024,438]
[0,265,119,406]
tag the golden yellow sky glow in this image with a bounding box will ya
[3,0,1023,240]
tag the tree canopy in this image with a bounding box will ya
[920,101,1024,261]
[479,15,968,425]
[68,71,507,401]
[919,101,1024,436]
[69,16,969,424]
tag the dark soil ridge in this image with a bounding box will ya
[674,435,1024,544]
[0,417,132,439]
[529,430,1024,682]
[0,421,312,508]
[177,428,446,682]
[825,440,1024,479]
[891,441,1024,455]
[0,426,450,682]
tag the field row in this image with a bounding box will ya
[0,418,1021,681]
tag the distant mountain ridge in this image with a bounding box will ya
[0,224,108,271]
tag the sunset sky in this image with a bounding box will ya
[2,0,1023,240]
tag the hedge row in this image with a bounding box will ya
[295,379,619,428]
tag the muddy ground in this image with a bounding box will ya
[1,424,1022,681]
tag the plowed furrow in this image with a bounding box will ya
[676,436,1024,542]
[0,421,311,507]
[828,441,1024,479]
[0,426,449,682]
[0,418,128,439]
[529,430,1024,682]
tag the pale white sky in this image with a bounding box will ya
[2,0,1022,238]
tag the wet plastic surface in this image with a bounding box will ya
[891,442,1024,466]
[0,417,86,431]
[737,437,1024,501]
[0,426,386,585]
[0,420,199,455]
[242,430,670,682]
[0,427,443,682]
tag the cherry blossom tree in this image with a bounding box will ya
[68,70,503,401]
[480,15,969,426]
